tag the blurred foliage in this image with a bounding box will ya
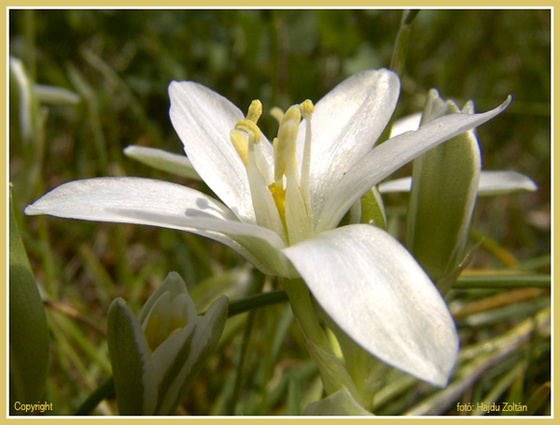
[9,9,550,415]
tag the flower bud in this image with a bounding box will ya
[107,272,228,415]
[406,89,481,294]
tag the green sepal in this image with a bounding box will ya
[303,388,374,416]
[406,89,481,291]
[9,190,50,413]
[153,293,228,414]
[107,298,154,415]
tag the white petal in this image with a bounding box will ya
[124,145,201,180]
[378,177,412,193]
[169,81,273,223]
[300,69,400,221]
[148,317,199,411]
[389,112,422,137]
[476,170,538,195]
[24,177,292,276]
[24,177,236,222]
[138,272,197,325]
[316,96,512,232]
[283,224,458,386]
[379,170,538,196]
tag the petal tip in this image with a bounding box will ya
[502,94,513,110]
[426,344,459,388]
[23,203,40,216]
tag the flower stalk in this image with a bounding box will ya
[282,278,365,406]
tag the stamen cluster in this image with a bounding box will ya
[229,99,315,245]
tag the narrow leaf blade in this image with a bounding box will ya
[9,192,49,412]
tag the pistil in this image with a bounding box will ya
[273,105,301,186]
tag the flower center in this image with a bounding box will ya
[230,99,315,244]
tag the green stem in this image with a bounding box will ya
[374,10,419,148]
[282,279,327,346]
[24,10,36,81]
[225,272,265,414]
[389,9,419,75]
[282,278,363,405]
[454,273,550,289]
[75,377,114,415]
[226,306,257,415]
[227,289,288,316]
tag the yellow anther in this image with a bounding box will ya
[246,99,263,123]
[230,100,263,166]
[270,106,285,124]
[235,119,261,144]
[230,129,248,166]
[300,99,314,120]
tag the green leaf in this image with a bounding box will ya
[303,388,374,416]
[389,10,419,76]
[9,190,49,413]
[524,381,550,415]
[33,84,80,105]
[107,298,154,415]
[9,57,41,145]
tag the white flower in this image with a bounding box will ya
[25,69,511,387]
